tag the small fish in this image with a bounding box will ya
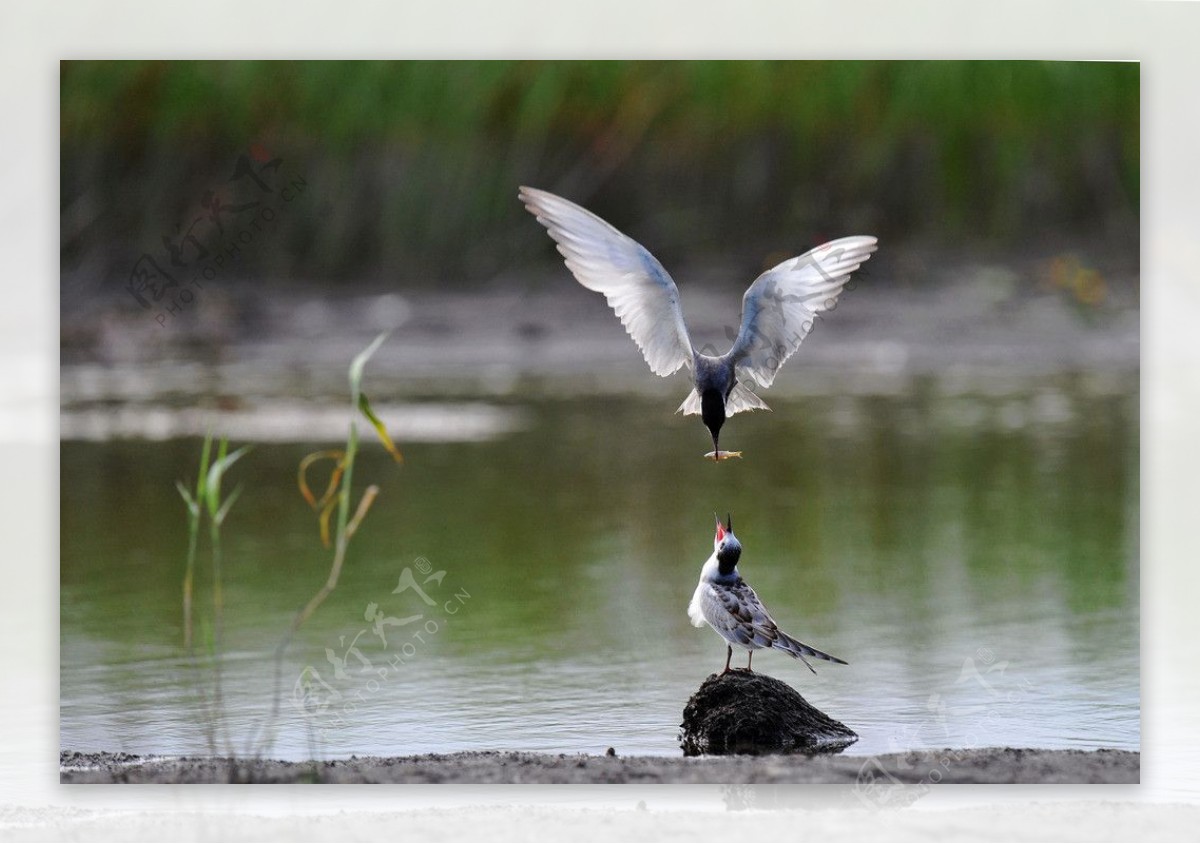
[704,450,743,462]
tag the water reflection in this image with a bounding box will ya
[60,380,1138,759]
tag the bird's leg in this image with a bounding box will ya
[747,651,754,672]
[722,645,732,675]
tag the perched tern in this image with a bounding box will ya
[688,515,847,674]
[519,187,877,460]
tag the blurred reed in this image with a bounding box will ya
[60,61,1137,291]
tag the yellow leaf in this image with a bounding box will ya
[358,392,404,464]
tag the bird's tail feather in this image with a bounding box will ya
[677,388,702,416]
[678,384,771,416]
[774,632,847,674]
[725,382,771,416]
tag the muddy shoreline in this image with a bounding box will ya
[60,748,1139,785]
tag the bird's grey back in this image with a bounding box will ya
[692,353,735,394]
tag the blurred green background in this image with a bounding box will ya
[60,60,1138,291]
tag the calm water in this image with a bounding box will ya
[60,381,1139,759]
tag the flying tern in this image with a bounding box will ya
[520,187,877,459]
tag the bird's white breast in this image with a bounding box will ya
[688,552,723,627]
[687,581,707,627]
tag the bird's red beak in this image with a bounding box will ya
[714,517,726,543]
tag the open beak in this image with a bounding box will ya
[714,514,726,543]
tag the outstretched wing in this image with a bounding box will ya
[728,236,877,389]
[520,187,694,377]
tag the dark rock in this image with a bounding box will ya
[679,669,857,756]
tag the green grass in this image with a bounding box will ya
[61,61,1138,285]
[258,333,400,760]
[175,433,251,754]
[173,334,400,769]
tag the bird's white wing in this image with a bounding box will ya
[697,580,779,648]
[703,580,844,673]
[520,187,694,377]
[728,236,877,389]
